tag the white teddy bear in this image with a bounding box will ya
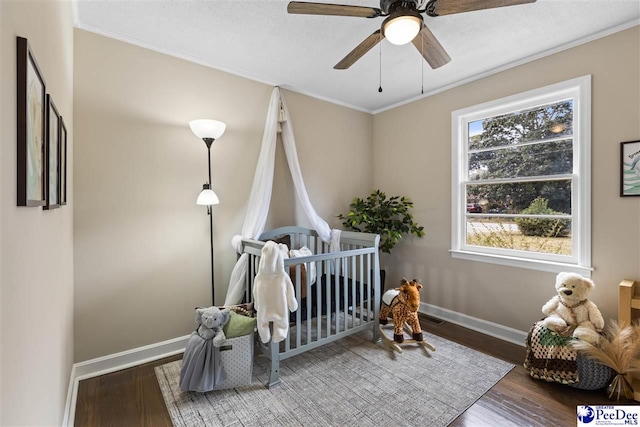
[253,240,298,343]
[542,272,604,344]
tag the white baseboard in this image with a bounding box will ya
[420,302,528,347]
[63,334,190,426]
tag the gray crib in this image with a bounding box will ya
[240,226,381,387]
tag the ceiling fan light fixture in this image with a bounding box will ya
[383,13,422,45]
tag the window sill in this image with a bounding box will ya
[449,249,593,277]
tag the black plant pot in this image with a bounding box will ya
[379,269,386,292]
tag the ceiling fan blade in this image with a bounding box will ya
[411,25,451,69]
[334,30,384,70]
[425,0,536,17]
[288,2,382,18]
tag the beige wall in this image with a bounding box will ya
[0,1,74,426]
[73,29,373,362]
[374,27,640,333]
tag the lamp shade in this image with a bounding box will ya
[383,14,422,45]
[197,184,220,205]
[189,119,226,140]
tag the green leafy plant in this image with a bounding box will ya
[338,190,424,254]
[515,197,570,237]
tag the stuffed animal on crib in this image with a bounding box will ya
[253,240,298,343]
[541,272,604,344]
[379,278,423,343]
[195,306,230,347]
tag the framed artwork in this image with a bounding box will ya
[621,140,640,197]
[44,95,61,210]
[60,118,67,205]
[16,36,46,207]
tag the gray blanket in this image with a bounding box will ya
[179,332,224,392]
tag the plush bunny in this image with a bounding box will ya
[253,240,298,343]
[195,306,230,347]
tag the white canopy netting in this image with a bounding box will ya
[224,87,341,305]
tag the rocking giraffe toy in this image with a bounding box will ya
[378,278,435,354]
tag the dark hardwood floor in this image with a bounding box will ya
[75,353,181,427]
[75,319,618,427]
[421,318,614,427]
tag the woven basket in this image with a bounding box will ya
[524,321,614,390]
[569,354,614,390]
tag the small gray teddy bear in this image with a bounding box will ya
[195,306,230,347]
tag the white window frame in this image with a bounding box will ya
[450,75,592,277]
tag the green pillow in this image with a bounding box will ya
[223,311,256,338]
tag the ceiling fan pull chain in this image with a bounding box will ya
[378,33,383,93]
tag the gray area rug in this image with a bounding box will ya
[155,330,514,427]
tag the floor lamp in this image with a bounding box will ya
[189,119,226,305]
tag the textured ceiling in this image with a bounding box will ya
[74,0,639,113]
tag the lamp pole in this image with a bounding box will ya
[190,119,225,307]
[204,137,215,305]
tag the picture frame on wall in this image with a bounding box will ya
[16,36,46,207]
[60,118,67,205]
[621,140,640,197]
[44,94,61,210]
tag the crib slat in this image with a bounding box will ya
[325,259,331,338]
[342,258,348,332]
[335,258,340,333]
[250,254,256,303]
[244,255,250,304]
[367,253,372,320]
[316,258,321,340]
[351,252,356,329]
[373,250,380,343]
[305,262,311,345]
[295,264,301,350]
[358,255,362,324]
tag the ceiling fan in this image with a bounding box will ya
[287,0,536,70]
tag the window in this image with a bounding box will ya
[451,76,592,276]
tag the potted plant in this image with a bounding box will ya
[338,190,425,288]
